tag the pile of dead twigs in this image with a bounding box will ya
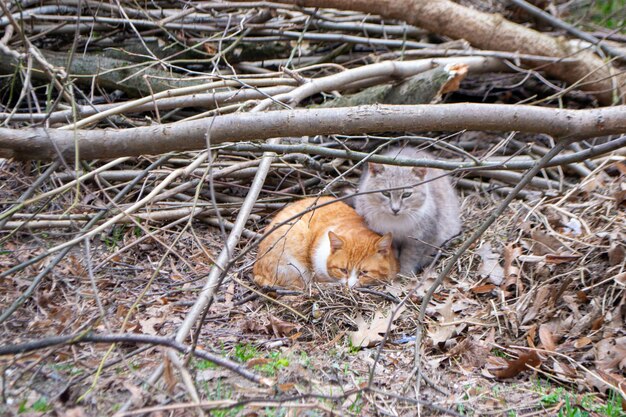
[1,0,625,416]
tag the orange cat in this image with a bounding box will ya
[254,197,399,289]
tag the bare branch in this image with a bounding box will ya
[2,104,626,160]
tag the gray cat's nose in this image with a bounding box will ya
[391,207,400,215]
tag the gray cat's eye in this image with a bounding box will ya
[402,192,412,198]
[381,191,391,197]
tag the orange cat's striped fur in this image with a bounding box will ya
[253,197,399,289]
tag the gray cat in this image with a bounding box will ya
[354,147,461,275]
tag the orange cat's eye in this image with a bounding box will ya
[340,268,348,275]
[360,270,369,276]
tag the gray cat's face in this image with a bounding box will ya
[361,163,429,217]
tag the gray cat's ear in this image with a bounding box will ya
[368,163,384,176]
[377,233,393,255]
[412,167,427,178]
[328,231,344,252]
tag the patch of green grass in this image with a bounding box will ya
[201,381,242,417]
[348,391,364,414]
[537,384,595,417]
[346,338,361,354]
[298,350,311,368]
[205,379,230,397]
[230,344,289,376]
[208,405,243,417]
[17,399,28,413]
[590,0,626,31]
[539,387,620,417]
[31,397,52,413]
[232,343,259,363]
[130,360,141,371]
[599,390,625,417]
[557,395,588,417]
[193,359,217,370]
[256,351,289,376]
[491,348,508,358]
[50,362,83,376]
[533,377,553,393]
[541,387,565,406]
[581,393,595,409]
[103,225,127,249]
[581,391,625,417]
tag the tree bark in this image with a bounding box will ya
[2,103,625,160]
[265,0,626,105]
[0,49,226,97]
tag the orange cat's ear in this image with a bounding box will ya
[412,167,427,178]
[369,163,384,176]
[377,233,393,255]
[328,231,344,252]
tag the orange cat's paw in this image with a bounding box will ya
[252,274,270,288]
[253,273,306,291]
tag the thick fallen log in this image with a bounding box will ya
[0,49,210,97]
[1,103,626,160]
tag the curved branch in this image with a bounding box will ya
[1,104,625,160]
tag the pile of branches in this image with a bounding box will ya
[1,0,625,415]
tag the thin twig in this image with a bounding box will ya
[0,160,60,230]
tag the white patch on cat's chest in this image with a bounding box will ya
[348,269,358,288]
[312,229,332,279]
